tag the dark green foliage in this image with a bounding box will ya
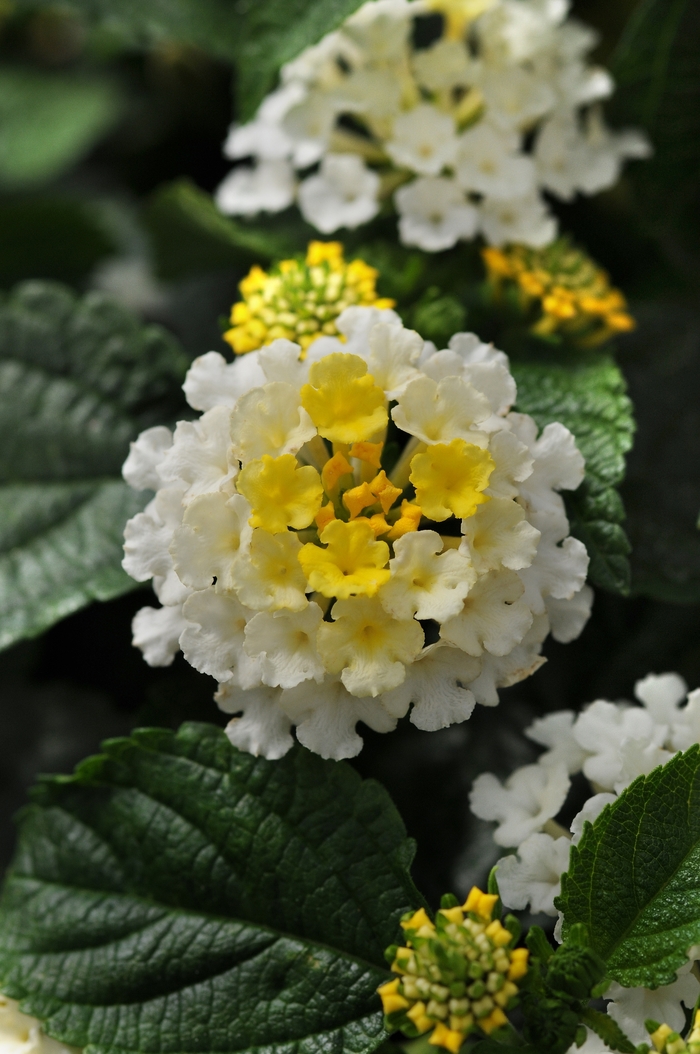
[0,68,123,189]
[557,747,700,988]
[513,354,635,595]
[611,0,700,250]
[145,179,314,279]
[0,282,188,650]
[0,197,116,288]
[0,723,422,1054]
[12,0,368,122]
[620,303,700,603]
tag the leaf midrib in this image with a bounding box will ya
[58,749,418,959]
[5,871,390,992]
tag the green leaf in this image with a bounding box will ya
[0,68,122,189]
[15,0,366,121]
[0,281,188,650]
[0,196,116,288]
[610,0,700,246]
[145,179,312,279]
[512,353,635,596]
[235,0,367,119]
[620,302,700,603]
[0,723,422,1054]
[579,1008,636,1054]
[557,746,700,988]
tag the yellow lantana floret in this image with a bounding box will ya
[298,518,390,598]
[300,353,388,445]
[237,454,323,533]
[410,440,494,521]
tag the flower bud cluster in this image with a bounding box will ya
[378,888,529,1050]
[646,1012,700,1054]
[225,241,394,354]
[482,240,635,347]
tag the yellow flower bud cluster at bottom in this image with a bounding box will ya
[648,1011,700,1054]
[378,887,529,1052]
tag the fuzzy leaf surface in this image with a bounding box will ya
[513,354,635,595]
[557,747,700,988]
[0,282,188,649]
[0,723,422,1054]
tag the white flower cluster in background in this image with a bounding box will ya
[0,995,78,1054]
[122,306,591,761]
[470,671,700,1050]
[215,0,650,250]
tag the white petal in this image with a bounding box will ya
[131,604,186,667]
[218,684,294,759]
[122,426,172,491]
[183,350,266,412]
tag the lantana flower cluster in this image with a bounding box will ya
[378,889,529,1049]
[482,239,635,346]
[469,671,700,1048]
[122,303,591,761]
[224,241,394,353]
[216,0,649,251]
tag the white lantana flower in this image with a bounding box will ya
[122,308,591,759]
[298,154,380,232]
[395,177,479,252]
[607,963,700,1046]
[215,160,296,216]
[387,104,459,176]
[0,995,78,1054]
[470,762,570,846]
[472,670,700,937]
[216,0,649,250]
[496,832,572,914]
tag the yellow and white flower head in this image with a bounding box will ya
[122,304,591,760]
[215,0,650,251]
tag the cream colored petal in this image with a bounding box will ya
[170,492,252,592]
[229,381,317,463]
[381,530,475,622]
[440,569,533,656]
[244,603,325,688]
[392,373,491,444]
[231,528,309,612]
[460,497,540,573]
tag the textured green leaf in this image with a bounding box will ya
[0,723,422,1054]
[610,0,700,245]
[0,68,122,189]
[0,281,188,650]
[234,0,367,119]
[145,180,312,279]
[512,354,635,596]
[557,747,700,988]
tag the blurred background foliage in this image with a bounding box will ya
[0,0,698,913]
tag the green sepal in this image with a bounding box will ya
[525,926,554,964]
[441,893,460,910]
[579,1008,637,1054]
